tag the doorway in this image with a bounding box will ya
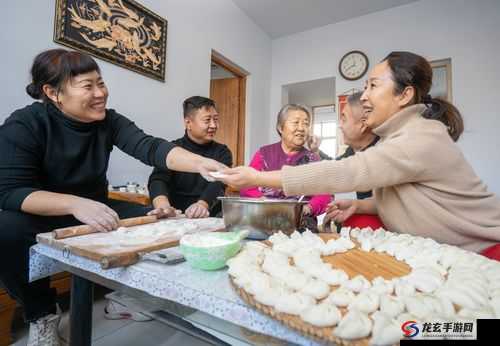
[210,51,248,167]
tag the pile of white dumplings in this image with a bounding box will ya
[227,227,500,345]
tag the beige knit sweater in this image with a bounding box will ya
[283,104,500,252]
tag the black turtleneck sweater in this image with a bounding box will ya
[0,102,175,211]
[148,133,232,215]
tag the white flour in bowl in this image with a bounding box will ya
[181,233,233,248]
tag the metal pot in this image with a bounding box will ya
[218,197,307,239]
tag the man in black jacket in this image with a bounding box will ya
[148,96,232,218]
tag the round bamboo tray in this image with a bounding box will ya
[230,234,411,345]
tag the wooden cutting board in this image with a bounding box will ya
[37,217,225,269]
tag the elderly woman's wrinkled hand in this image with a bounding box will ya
[218,166,259,189]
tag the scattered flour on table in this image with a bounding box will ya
[62,218,225,248]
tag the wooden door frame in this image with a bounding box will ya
[211,51,248,166]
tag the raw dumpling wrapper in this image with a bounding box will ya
[299,278,330,300]
[243,272,271,295]
[268,231,289,245]
[393,278,416,297]
[325,287,356,307]
[334,309,372,340]
[458,307,495,319]
[274,292,315,315]
[254,279,292,306]
[404,268,444,293]
[321,268,349,286]
[404,294,434,319]
[340,227,351,239]
[343,275,371,293]
[284,270,311,291]
[273,239,301,256]
[348,291,380,314]
[379,294,405,318]
[300,302,341,327]
[371,277,394,295]
[370,312,402,346]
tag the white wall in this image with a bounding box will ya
[270,0,500,194]
[0,0,271,185]
[286,77,336,108]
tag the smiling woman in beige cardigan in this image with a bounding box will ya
[219,51,500,255]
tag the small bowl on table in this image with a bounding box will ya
[179,230,248,270]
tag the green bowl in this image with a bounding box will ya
[179,231,247,270]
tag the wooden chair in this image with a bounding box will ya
[0,273,71,346]
[0,286,17,346]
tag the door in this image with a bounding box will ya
[210,52,247,167]
[210,77,240,166]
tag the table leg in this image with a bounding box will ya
[70,275,94,346]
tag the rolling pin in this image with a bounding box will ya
[100,252,141,269]
[52,215,158,239]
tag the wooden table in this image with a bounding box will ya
[29,243,317,346]
[108,191,151,206]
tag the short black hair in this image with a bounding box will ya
[183,96,216,118]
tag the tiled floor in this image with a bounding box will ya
[11,298,211,346]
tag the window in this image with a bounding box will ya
[312,105,337,158]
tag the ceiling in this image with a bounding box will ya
[232,0,419,38]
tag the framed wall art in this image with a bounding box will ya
[430,58,452,102]
[54,0,167,82]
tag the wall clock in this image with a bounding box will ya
[339,50,369,81]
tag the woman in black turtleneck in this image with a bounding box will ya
[0,49,225,341]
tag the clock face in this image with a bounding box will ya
[339,51,369,81]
